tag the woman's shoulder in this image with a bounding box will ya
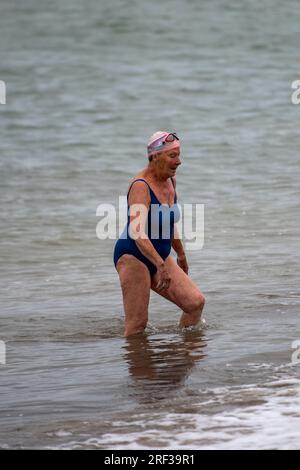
[128,171,149,187]
[127,172,151,195]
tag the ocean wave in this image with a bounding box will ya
[48,375,300,450]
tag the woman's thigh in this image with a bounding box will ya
[151,256,204,312]
[116,254,151,322]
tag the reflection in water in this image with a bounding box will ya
[123,330,207,402]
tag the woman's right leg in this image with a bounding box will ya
[116,254,151,337]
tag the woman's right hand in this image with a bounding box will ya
[155,261,171,291]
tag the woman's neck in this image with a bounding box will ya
[145,165,169,182]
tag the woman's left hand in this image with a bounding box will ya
[177,253,188,274]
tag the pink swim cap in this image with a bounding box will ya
[147,131,180,157]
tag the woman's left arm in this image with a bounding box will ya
[171,176,188,274]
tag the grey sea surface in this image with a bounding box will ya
[0,0,300,449]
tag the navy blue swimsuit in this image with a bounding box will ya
[113,178,180,276]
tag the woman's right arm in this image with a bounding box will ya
[128,181,171,290]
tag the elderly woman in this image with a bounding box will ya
[114,131,205,337]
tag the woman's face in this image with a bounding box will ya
[155,148,181,177]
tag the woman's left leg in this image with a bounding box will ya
[151,256,205,328]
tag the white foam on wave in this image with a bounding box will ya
[51,375,300,450]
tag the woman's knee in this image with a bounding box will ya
[185,292,205,313]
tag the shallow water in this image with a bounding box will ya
[1,0,300,449]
